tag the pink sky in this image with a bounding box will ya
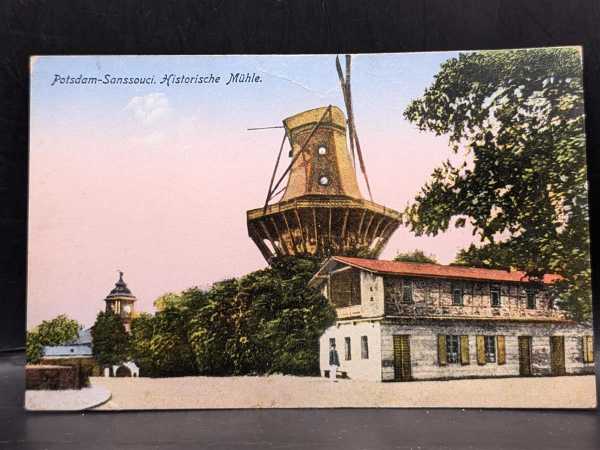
[28,54,476,329]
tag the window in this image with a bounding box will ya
[361,336,369,359]
[490,285,501,307]
[318,145,327,155]
[344,337,351,360]
[446,335,460,363]
[526,289,536,309]
[329,337,336,348]
[402,280,413,304]
[329,268,361,307]
[583,336,594,363]
[452,284,463,306]
[484,336,496,363]
[319,176,329,186]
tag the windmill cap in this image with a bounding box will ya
[283,106,346,133]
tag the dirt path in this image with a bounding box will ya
[90,374,596,410]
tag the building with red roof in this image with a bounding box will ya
[310,256,594,382]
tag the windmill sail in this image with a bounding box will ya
[336,55,373,201]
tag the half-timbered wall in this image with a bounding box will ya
[383,276,566,321]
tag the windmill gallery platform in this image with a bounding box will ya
[246,105,401,261]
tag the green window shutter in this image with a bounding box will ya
[460,335,470,365]
[476,335,486,365]
[437,335,447,366]
[497,335,506,365]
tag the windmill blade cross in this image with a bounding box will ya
[336,54,374,201]
[336,56,356,169]
[263,132,288,213]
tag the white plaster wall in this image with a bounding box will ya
[319,321,382,381]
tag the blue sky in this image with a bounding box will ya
[31,53,456,136]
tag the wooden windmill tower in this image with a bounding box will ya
[246,55,401,262]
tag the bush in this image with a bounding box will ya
[131,256,335,377]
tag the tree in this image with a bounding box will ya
[26,314,81,363]
[452,245,514,270]
[129,305,198,377]
[128,313,156,375]
[403,48,590,320]
[128,257,335,377]
[91,310,129,369]
[393,250,438,264]
[188,279,243,375]
[187,257,335,376]
[238,256,336,375]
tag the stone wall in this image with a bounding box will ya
[379,319,594,381]
[26,364,79,390]
[383,276,567,321]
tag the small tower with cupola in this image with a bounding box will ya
[104,271,137,332]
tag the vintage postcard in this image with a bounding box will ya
[26,49,595,410]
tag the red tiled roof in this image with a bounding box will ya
[331,256,562,285]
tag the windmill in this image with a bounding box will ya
[246,55,400,262]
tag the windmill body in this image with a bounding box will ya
[246,104,400,262]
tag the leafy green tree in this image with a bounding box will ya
[128,313,156,375]
[26,332,43,363]
[130,257,334,377]
[403,48,590,320]
[26,314,81,363]
[452,244,514,270]
[188,279,243,375]
[153,291,196,312]
[130,306,198,377]
[393,250,438,264]
[235,256,336,375]
[130,288,208,377]
[187,257,335,376]
[91,310,129,369]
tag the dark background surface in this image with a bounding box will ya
[1,351,599,450]
[1,0,599,448]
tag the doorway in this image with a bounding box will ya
[393,335,411,381]
[550,336,566,376]
[518,336,532,376]
[115,365,132,377]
